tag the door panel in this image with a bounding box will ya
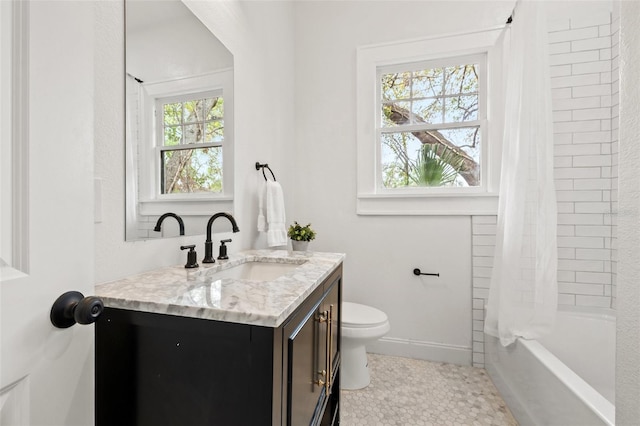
[0,2,95,424]
[287,300,325,426]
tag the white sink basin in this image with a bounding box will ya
[205,260,306,281]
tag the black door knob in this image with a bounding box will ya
[50,291,104,328]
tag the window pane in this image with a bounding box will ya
[161,147,223,194]
[437,126,481,187]
[413,98,443,124]
[444,65,478,96]
[380,128,480,188]
[184,123,204,144]
[163,102,182,125]
[381,72,411,100]
[164,125,182,146]
[205,97,224,121]
[381,101,411,127]
[439,126,481,162]
[444,94,478,122]
[412,69,443,98]
[205,120,224,142]
[380,132,422,188]
[183,99,203,124]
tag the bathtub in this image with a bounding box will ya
[484,306,615,426]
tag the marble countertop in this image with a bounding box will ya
[95,250,345,328]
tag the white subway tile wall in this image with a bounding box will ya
[472,215,496,367]
[472,12,617,368]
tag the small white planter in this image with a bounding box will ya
[291,240,309,252]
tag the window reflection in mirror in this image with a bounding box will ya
[125,0,234,241]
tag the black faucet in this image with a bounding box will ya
[203,212,239,263]
[154,213,185,236]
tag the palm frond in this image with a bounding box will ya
[411,144,465,187]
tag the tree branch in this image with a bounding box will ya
[386,104,479,186]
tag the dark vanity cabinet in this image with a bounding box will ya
[96,265,342,426]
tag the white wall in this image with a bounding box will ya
[126,1,233,84]
[94,1,295,283]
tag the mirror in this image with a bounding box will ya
[125,0,234,241]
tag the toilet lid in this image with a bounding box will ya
[342,302,388,328]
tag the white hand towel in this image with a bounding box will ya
[266,180,288,247]
[257,181,267,232]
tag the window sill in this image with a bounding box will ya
[356,192,498,216]
[139,197,233,216]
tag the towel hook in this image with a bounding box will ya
[255,162,277,181]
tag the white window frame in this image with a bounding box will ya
[137,69,234,216]
[356,29,505,215]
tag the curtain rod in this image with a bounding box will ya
[126,73,143,84]
[507,0,519,25]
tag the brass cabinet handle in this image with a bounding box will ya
[314,303,334,392]
[324,308,331,392]
[315,311,329,389]
[314,370,326,387]
[326,304,333,392]
[317,311,328,323]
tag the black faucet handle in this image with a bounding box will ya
[218,239,231,260]
[180,245,199,269]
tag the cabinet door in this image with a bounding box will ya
[286,298,327,425]
[283,266,342,426]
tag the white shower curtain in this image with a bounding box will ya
[125,74,140,240]
[484,0,558,346]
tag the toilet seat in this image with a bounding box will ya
[342,302,389,328]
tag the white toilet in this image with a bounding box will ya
[341,302,390,390]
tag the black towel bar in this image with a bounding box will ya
[255,162,277,181]
[413,268,440,277]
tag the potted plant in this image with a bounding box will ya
[287,221,316,251]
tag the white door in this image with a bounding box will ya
[1,1,96,424]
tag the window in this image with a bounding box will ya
[157,92,225,194]
[357,29,504,215]
[378,55,485,189]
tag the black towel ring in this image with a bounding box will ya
[255,162,277,181]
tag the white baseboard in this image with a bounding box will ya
[365,336,472,366]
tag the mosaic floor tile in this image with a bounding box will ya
[341,353,517,426]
